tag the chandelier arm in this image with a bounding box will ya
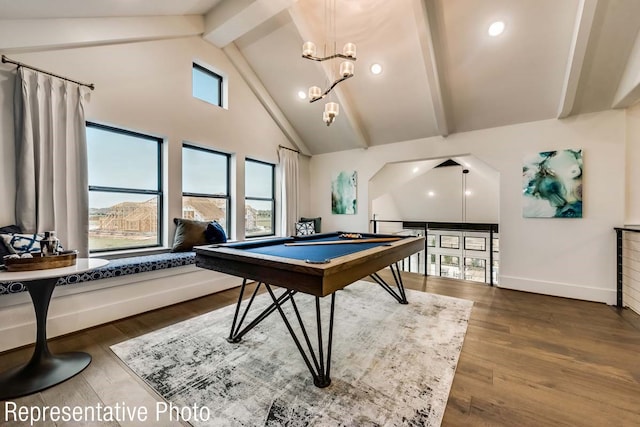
[309,74,353,103]
[302,54,357,62]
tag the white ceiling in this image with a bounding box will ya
[2,0,639,155]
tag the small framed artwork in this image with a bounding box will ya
[331,171,357,215]
[522,149,583,218]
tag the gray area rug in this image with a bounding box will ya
[111,281,473,426]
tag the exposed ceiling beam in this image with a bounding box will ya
[413,0,450,137]
[203,0,298,48]
[287,6,369,149]
[224,43,312,156]
[557,0,599,119]
[612,27,640,109]
[0,16,203,52]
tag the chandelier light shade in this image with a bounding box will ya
[308,86,322,99]
[301,1,357,126]
[302,41,317,57]
[325,102,340,116]
[323,102,340,126]
[343,43,356,58]
[340,61,354,77]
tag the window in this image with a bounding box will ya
[87,123,162,252]
[182,144,230,235]
[427,234,436,247]
[245,159,275,238]
[192,63,222,107]
[427,253,436,275]
[440,255,460,279]
[440,235,460,249]
[464,236,486,251]
[464,258,486,282]
[492,237,500,252]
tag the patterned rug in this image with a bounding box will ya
[111,281,473,426]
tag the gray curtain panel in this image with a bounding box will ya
[14,67,90,256]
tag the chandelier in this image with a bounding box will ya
[301,0,356,126]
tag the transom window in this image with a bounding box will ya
[86,122,163,252]
[245,159,275,238]
[182,144,230,235]
[464,236,486,251]
[440,235,460,249]
[192,63,223,107]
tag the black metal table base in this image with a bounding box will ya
[0,352,91,400]
[369,262,408,304]
[0,277,92,400]
[226,265,407,388]
[228,280,336,388]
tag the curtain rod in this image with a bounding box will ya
[278,145,300,153]
[1,55,95,90]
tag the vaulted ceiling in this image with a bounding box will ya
[2,0,639,155]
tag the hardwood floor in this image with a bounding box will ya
[1,272,639,426]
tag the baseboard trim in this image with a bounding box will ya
[0,268,242,353]
[499,275,616,305]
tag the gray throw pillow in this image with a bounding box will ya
[171,218,209,252]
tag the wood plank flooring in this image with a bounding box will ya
[1,272,639,426]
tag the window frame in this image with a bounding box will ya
[192,62,223,107]
[86,121,163,253]
[245,158,276,238]
[181,144,231,235]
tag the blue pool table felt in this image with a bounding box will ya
[227,235,400,263]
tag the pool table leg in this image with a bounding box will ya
[265,284,335,388]
[369,262,409,304]
[227,279,297,343]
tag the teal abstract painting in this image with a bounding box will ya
[331,171,357,214]
[522,149,583,218]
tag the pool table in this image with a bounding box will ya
[195,231,424,387]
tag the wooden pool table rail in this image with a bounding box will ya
[194,235,424,297]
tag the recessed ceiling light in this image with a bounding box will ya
[412,167,419,173]
[428,191,435,197]
[297,90,307,99]
[370,63,382,75]
[488,21,505,37]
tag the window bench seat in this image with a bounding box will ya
[1,252,196,295]
[0,251,242,353]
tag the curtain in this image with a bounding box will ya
[14,67,90,256]
[279,147,299,237]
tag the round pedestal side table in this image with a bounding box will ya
[0,258,109,400]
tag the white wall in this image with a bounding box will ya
[311,110,626,304]
[0,35,303,240]
[625,102,640,224]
